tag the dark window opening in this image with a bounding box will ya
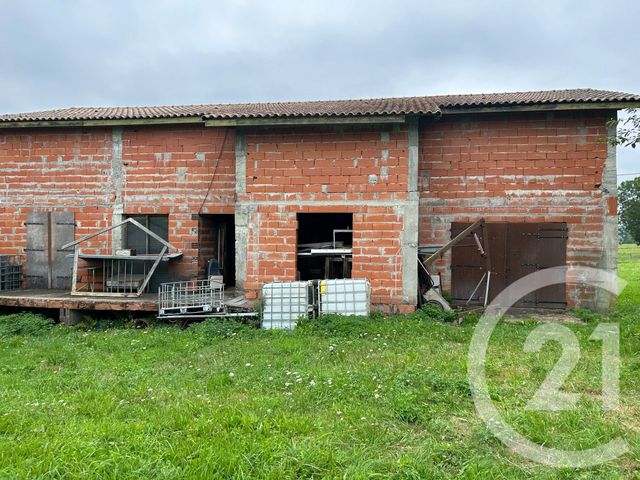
[125,215,169,255]
[124,215,170,290]
[297,213,353,280]
[199,214,235,286]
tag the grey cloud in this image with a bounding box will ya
[0,0,638,174]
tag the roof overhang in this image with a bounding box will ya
[0,116,204,129]
[0,101,637,129]
[440,101,640,115]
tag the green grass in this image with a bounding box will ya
[0,249,639,478]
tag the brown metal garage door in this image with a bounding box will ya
[451,222,567,308]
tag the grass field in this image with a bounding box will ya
[0,249,639,478]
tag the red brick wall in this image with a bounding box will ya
[0,112,616,310]
[0,129,114,257]
[121,126,235,279]
[0,125,235,283]
[240,126,410,310]
[418,111,613,307]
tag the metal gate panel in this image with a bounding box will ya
[51,212,75,289]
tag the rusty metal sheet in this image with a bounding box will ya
[533,223,568,307]
[451,222,567,308]
[507,223,539,307]
[450,222,488,304]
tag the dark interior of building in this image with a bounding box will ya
[297,213,353,280]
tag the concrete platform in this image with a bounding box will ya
[0,289,158,311]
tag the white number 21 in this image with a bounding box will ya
[524,323,619,412]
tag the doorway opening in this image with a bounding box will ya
[297,213,353,280]
[199,214,235,286]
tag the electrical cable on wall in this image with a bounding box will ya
[198,127,230,215]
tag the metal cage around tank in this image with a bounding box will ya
[0,255,22,291]
[158,279,225,316]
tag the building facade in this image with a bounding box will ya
[0,89,638,311]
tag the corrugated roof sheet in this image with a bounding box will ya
[0,88,637,123]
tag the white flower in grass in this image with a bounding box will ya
[228,372,235,378]
[245,363,253,367]
[336,410,343,416]
[309,380,316,387]
[268,376,274,381]
[374,393,381,399]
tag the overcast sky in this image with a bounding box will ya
[0,0,638,178]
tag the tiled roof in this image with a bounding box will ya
[431,88,640,108]
[1,88,638,123]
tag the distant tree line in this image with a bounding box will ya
[612,109,640,244]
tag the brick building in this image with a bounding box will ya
[0,89,638,312]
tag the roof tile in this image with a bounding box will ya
[0,88,637,123]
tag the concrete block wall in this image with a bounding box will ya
[418,111,616,308]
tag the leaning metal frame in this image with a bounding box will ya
[60,218,179,298]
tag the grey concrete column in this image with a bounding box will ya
[235,128,247,195]
[595,118,618,311]
[60,308,83,326]
[234,129,248,288]
[401,118,420,305]
[111,127,124,252]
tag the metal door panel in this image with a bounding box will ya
[25,211,49,289]
[51,212,75,289]
[450,222,568,308]
[534,223,567,306]
[24,211,76,289]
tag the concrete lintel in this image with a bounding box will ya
[235,199,414,208]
